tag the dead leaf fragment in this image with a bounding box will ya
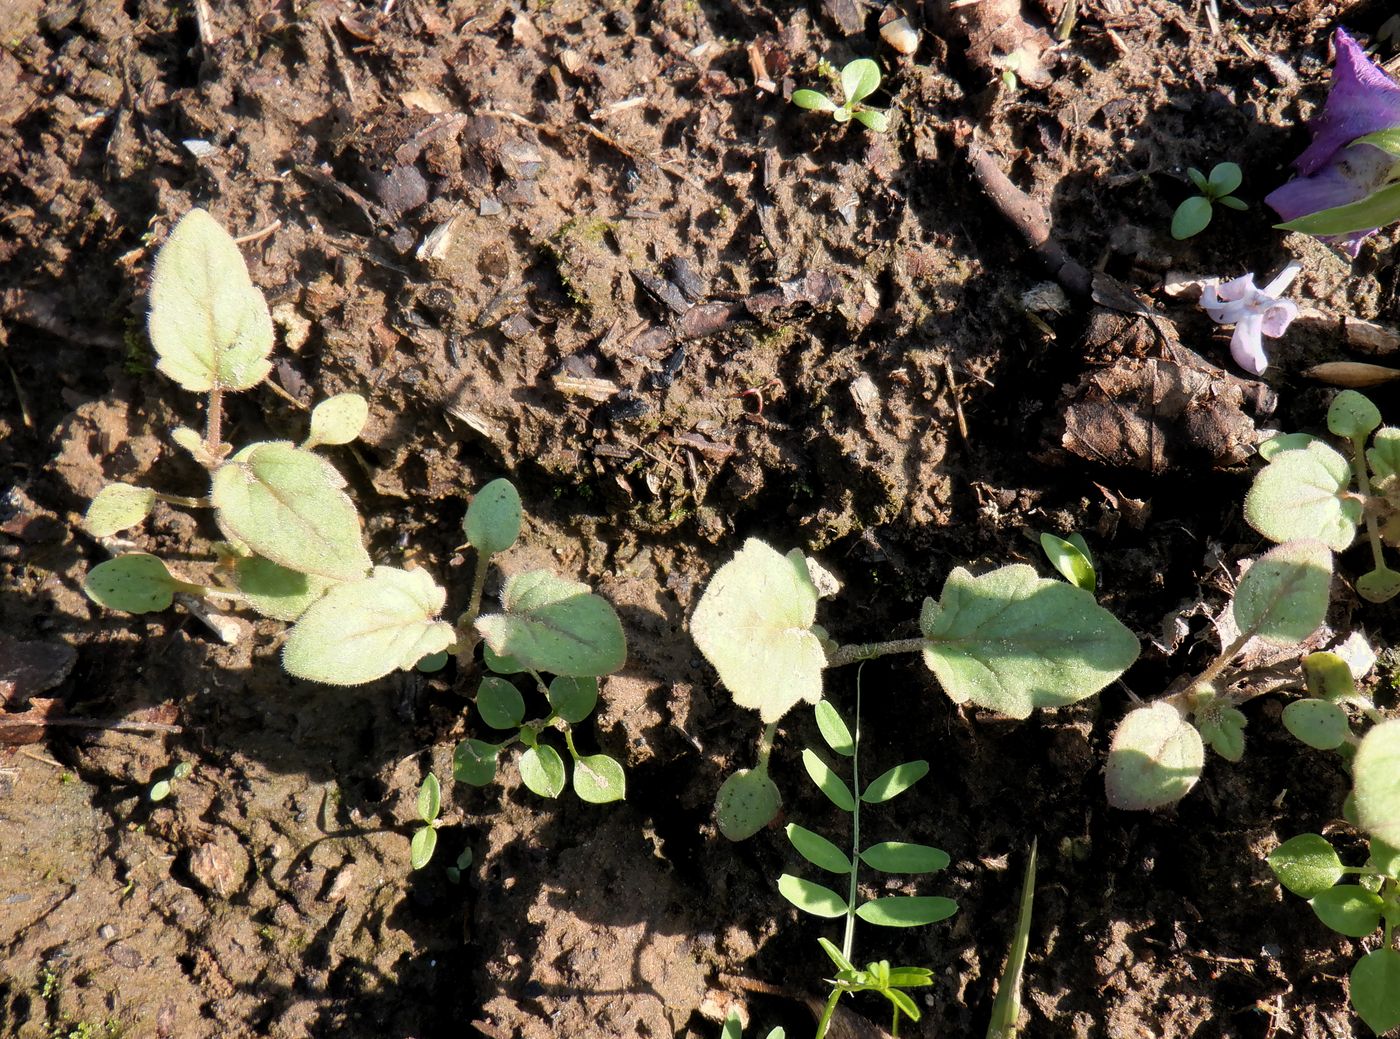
[0,635,76,707]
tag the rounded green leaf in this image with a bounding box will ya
[453,739,501,786]
[1232,540,1332,646]
[548,675,598,724]
[464,478,522,557]
[1351,948,1400,1035]
[483,644,525,674]
[1039,532,1095,592]
[1282,699,1350,750]
[84,554,181,613]
[85,484,157,537]
[1367,427,1400,483]
[832,107,851,123]
[792,89,837,112]
[860,841,950,874]
[777,874,848,918]
[475,676,526,729]
[170,425,211,463]
[1105,702,1204,810]
[841,58,881,105]
[1208,162,1243,196]
[814,700,854,757]
[572,753,625,803]
[149,780,172,802]
[786,824,853,874]
[235,555,336,621]
[1370,838,1400,879]
[802,749,855,812]
[855,896,958,928]
[1244,442,1359,550]
[410,825,437,870]
[862,760,930,803]
[1302,651,1357,702]
[417,773,441,822]
[1354,719,1400,848]
[716,767,782,841]
[1268,833,1344,898]
[852,108,889,133]
[519,745,566,798]
[1357,566,1400,604]
[476,569,626,677]
[920,564,1139,719]
[1171,195,1213,240]
[691,539,826,723]
[212,442,371,582]
[1217,195,1248,211]
[1258,432,1320,462]
[416,651,449,673]
[305,393,369,448]
[282,566,455,685]
[148,208,274,393]
[1195,701,1247,763]
[1327,390,1382,441]
[1309,884,1383,937]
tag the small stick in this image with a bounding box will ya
[0,717,184,735]
[320,15,360,107]
[233,219,283,246]
[4,356,34,430]
[943,359,970,441]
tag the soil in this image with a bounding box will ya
[2,1,1400,1037]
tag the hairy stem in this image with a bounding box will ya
[755,720,778,772]
[154,491,211,509]
[1350,435,1388,572]
[454,549,494,666]
[1189,630,1254,691]
[206,386,224,457]
[827,638,927,668]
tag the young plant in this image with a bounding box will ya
[720,1011,784,1039]
[410,773,441,870]
[986,840,1037,1039]
[80,210,628,716]
[792,58,890,133]
[1039,532,1095,592]
[693,539,1138,838]
[778,683,955,1037]
[148,760,192,803]
[1171,162,1246,240]
[1267,829,1400,1034]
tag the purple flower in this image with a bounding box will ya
[1265,28,1400,256]
[1200,262,1301,375]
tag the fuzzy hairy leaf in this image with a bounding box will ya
[920,564,1139,719]
[305,393,369,448]
[282,566,455,685]
[1232,540,1332,646]
[147,209,273,393]
[85,484,157,537]
[1244,441,1359,550]
[234,555,336,621]
[1368,427,1400,483]
[1354,719,1400,848]
[691,539,826,723]
[212,442,371,582]
[85,554,181,614]
[475,570,625,677]
[1105,702,1204,810]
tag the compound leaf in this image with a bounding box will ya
[1105,702,1204,810]
[85,554,181,614]
[1232,540,1332,646]
[815,699,854,757]
[778,874,848,918]
[282,565,455,685]
[1354,719,1400,848]
[691,539,826,723]
[855,896,958,928]
[464,478,522,557]
[1244,441,1359,550]
[476,569,626,677]
[716,767,782,841]
[85,484,157,537]
[786,824,853,874]
[148,208,273,393]
[1268,833,1343,898]
[212,441,371,582]
[920,564,1139,719]
[803,749,855,812]
[860,841,950,874]
[305,393,369,448]
[519,745,566,798]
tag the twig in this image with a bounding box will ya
[233,219,283,246]
[0,717,184,735]
[320,15,360,107]
[943,359,970,441]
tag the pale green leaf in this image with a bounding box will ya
[1326,389,1382,441]
[84,554,181,614]
[862,760,929,803]
[476,570,625,677]
[786,823,853,874]
[282,566,455,685]
[453,739,501,786]
[464,478,522,557]
[1309,884,1382,937]
[1275,180,1400,237]
[410,825,437,869]
[305,393,369,448]
[417,773,440,822]
[814,699,854,757]
[85,484,157,537]
[1301,651,1356,701]
[1039,532,1095,591]
[778,874,848,918]
[859,841,949,874]
[147,208,273,393]
[572,753,625,803]
[1258,432,1319,461]
[548,675,598,724]
[1232,540,1332,645]
[1368,427,1400,483]
[235,555,336,621]
[1370,837,1400,879]
[920,564,1139,718]
[1351,948,1400,1035]
[716,767,782,841]
[1105,702,1204,810]
[170,425,212,464]
[1356,128,1400,157]
[855,896,958,927]
[691,539,826,723]
[1357,566,1400,604]
[475,676,525,729]
[149,780,172,802]
[1281,699,1349,750]
[1244,441,1359,550]
[212,441,371,582]
[1267,833,1343,898]
[852,108,889,133]
[841,58,881,105]
[792,89,837,112]
[519,745,566,798]
[1354,719,1400,848]
[802,748,855,811]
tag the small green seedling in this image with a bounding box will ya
[1171,163,1247,239]
[778,679,955,1038]
[719,1010,784,1039]
[444,847,474,884]
[987,840,1037,1039]
[149,761,192,803]
[410,773,441,870]
[792,58,890,132]
[1039,532,1095,592]
[693,538,1138,838]
[1268,830,1400,1034]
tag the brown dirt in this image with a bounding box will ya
[2,0,1399,1037]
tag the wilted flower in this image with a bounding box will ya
[1200,262,1302,375]
[1266,28,1400,256]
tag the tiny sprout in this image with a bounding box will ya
[410,773,441,870]
[792,58,890,133]
[1172,162,1247,239]
[149,760,192,803]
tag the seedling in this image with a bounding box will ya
[693,538,1138,838]
[778,681,954,1037]
[80,212,629,788]
[720,1011,784,1039]
[792,58,890,133]
[1267,830,1400,1034]
[986,840,1037,1039]
[1038,532,1095,592]
[444,847,474,884]
[410,773,441,870]
[148,760,192,803]
[1171,163,1246,239]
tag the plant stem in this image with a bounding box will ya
[843,666,864,963]
[1350,435,1388,572]
[756,720,778,772]
[206,386,224,457]
[1190,631,1254,691]
[454,549,494,666]
[176,581,244,603]
[828,638,927,668]
[815,989,842,1039]
[154,492,211,509]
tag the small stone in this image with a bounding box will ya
[479,197,503,216]
[97,924,117,939]
[880,16,919,55]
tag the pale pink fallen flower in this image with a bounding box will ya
[1199,261,1303,375]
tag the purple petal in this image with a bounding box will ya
[1265,143,1393,256]
[1295,28,1400,176]
[1260,300,1299,338]
[1230,315,1269,375]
